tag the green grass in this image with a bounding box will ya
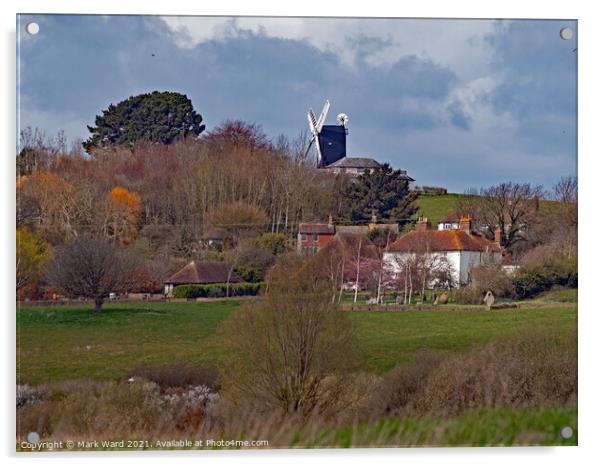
[414,193,562,225]
[415,193,465,224]
[17,300,576,384]
[310,407,577,447]
[347,306,576,372]
[535,288,578,303]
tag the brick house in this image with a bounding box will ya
[297,216,336,255]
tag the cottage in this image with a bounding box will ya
[298,213,399,255]
[297,217,336,255]
[437,212,461,230]
[164,261,243,295]
[384,216,503,286]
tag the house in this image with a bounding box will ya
[324,157,381,178]
[437,212,461,230]
[164,261,243,295]
[384,216,503,286]
[298,213,399,254]
[297,217,336,255]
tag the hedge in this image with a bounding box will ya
[172,282,264,299]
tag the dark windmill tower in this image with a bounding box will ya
[306,100,349,168]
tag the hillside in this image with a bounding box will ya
[414,193,466,224]
[414,193,561,226]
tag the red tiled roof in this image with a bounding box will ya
[299,223,336,234]
[166,261,243,284]
[389,229,502,253]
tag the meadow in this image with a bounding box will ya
[414,193,562,224]
[17,299,576,384]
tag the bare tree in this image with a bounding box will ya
[45,236,139,313]
[222,253,357,418]
[458,182,544,251]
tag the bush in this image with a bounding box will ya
[450,287,483,305]
[470,265,515,298]
[130,362,219,390]
[172,282,264,299]
[369,350,448,417]
[413,330,577,415]
[513,270,552,299]
[17,384,46,409]
[50,380,168,437]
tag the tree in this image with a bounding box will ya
[16,227,51,291]
[458,182,544,251]
[222,253,357,417]
[339,163,418,227]
[45,236,139,313]
[83,91,205,152]
[206,202,268,241]
[18,171,77,244]
[202,120,271,152]
[105,186,141,245]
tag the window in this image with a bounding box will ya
[301,233,307,241]
[313,233,319,242]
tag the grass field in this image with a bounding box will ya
[415,193,562,225]
[415,193,466,223]
[17,300,576,384]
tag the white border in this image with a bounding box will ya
[3,1,601,465]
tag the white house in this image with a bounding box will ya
[384,216,503,287]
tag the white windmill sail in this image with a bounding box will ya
[316,100,330,133]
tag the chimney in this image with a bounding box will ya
[416,216,429,232]
[459,215,472,233]
[328,213,334,228]
[494,227,502,246]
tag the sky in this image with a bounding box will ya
[17,15,577,193]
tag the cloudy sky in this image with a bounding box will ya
[17,14,577,192]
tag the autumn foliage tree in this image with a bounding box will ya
[105,186,141,245]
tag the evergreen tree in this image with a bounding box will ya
[84,91,205,152]
[340,163,418,226]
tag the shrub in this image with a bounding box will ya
[470,265,515,298]
[163,385,220,431]
[17,384,45,409]
[255,232,288,255]
[368,350,448,417]
[450,287,483,305]
[51,380,168,436]
[513,270,552,299]
[413,329,577,415]
[130,362,219,390]
[172,282,263,299]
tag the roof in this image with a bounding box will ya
[389,229,502,253]
[438,212,461,223]
[299,223,336,235]
[336,225,369,235]
[326,157,381,169]
[397,170,416,182]
[166,261,243,285]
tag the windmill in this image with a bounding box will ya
[304,100,348,168]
